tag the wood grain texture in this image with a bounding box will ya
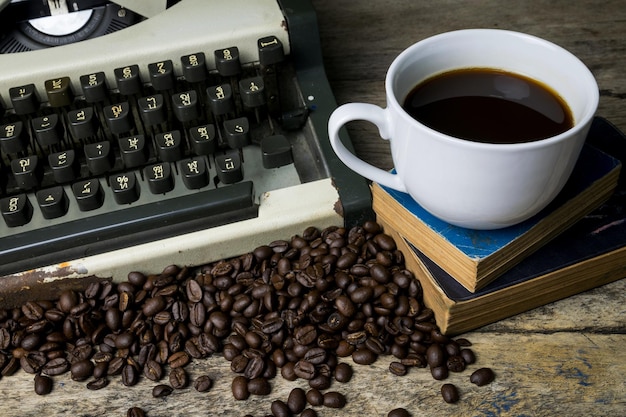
[0,1,625,416]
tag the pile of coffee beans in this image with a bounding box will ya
[0,221,494,416]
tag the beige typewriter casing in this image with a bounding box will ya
[0,0,343,304]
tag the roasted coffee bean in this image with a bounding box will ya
[323,391,347,408]
[169,367,189,389]
[86,377,109,390]
[144,360,163,382]
[446,355,466,372]
[142,296,167,316]
[352,347,377,365]
[431,365,448,381]
[42,357,70,376]
[303,347,327,365]
[194,375,213,392]
[70,359,94,381]
[107,357,125,376]
[168,351,190,368]
[300,409,318,417]
[460,348,476,365]
[388,408,411,417]
[58,290,79,313]
[287,387,307,414]
[426,344,445,368]
[334,362,353,383]
[389,361,408,376]
[294,360,316,380]
[152,384,174,398]
[441,383,460,403]
[1,357,19,376]
[127,407,145,417]
[34,374,53,395]
[308,374,331,390]
[470,367,495,386]
[186,279,203,303]
[306,388,324,406]
[271,399,291,417]
[244,356,266,380]
[92,361,108,379]
[232,375,250,400]
[247,377,271,395]
[121,363,139,386]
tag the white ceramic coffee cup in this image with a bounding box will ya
[328,29,598,229]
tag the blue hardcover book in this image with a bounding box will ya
[377,117,626,334]
[373,117,622,292]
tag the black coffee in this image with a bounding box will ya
[403,68,574,143]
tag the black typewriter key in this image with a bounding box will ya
[115,65,142,96]
[239,77,266,108]
[148,60,175,91]
[144,163,174,194]
[207,84,234,116]
[258,36,285,66]
[1,121,29,154]
[155,130,183,162]
[36,186,69,219]
[32,114,63,146]
[84,141,114,175]
[68,108,98,140]
[1,194,33,227]
[80,72,108,103]
[72,179,104,211]
[214,47,241,77]
[223,117,250,149]
[215,150,243,184]
[119,135,148,168]
[104,102,134,134]
[179,157,209,189]
[181,52,207,83]
[11,156,41,189]
[189,124,217,156]
[49,150,78,183]
[110,172,139,204]
[138,95,167,126]
[45,77,73,107]
[172,90,200,122]
[261,135,293,168]
[9,84,39,115]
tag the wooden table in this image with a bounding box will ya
[1,1,625,416]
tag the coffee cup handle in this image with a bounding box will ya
[328,103,407,193]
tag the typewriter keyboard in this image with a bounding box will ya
[0,36,325,274]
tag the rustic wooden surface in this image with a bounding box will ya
[1,1,625,416]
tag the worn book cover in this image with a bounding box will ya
[373,118,622,292]
[379,117,626,334]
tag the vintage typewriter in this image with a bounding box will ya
[0,0,371,296]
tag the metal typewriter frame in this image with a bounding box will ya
[0,0,372,305]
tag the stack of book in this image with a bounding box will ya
[373,117,626,335]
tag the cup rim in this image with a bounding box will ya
[386,28,599,149]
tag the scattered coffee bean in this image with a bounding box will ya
[127,407,146,417]
[232,375,250,400]
[0,221,495,412]
[300,409,318,417]
[287,387,307,414]
[334,362,353,383]
[152,384,174,398]
[270,399,291,417]
[470,367,495,386]
[247,377,271,396]
[34,374,53,395]
[388,408,411,417]
[193,375,213,393]
[441,383,460,403]
[323,391,347,408]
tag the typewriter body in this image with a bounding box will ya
[0,0,371,301]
